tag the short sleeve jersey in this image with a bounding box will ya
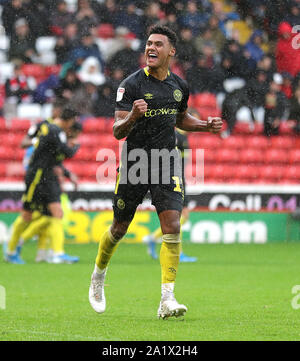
[28,122,78,178]
[115,67,189,150]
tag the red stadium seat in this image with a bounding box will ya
[21,64,45,82]
[252,123,264,135]
[215,148,240,163]
[221,135,245,149]
[0,162,6,176]
[189,134,221,149]
[9,118,31,132]
[0,147,14,160]
[0,117,6,132]
[279,121,294,135]
[83,118,107,133]
[235,165,260,180]
[264,148,288,164]
[259,165,285,181]
[270,136,295,149]
[289,149,300,164]
[284,165,300,180]
[193,92,217,108]
[203,148,215,163]
[246,136,270,149]
[44,65,61,77]
[233,122,252,134]
[197,106,221,121]
[240,148,264,163]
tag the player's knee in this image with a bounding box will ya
[110,220,130,240]
[163,218,181,234]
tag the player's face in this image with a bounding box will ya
[145,34,175,69]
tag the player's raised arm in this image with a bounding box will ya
[176,110,223,134]
[113,99,148,140]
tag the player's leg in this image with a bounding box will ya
[157,209,187,319]
[5,209,32,264]
[35,225,49,263]
[89,180,146,314]
[47,202,79,264]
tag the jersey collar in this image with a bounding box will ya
[143,67,170,78]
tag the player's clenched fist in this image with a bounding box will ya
[131,99,148,119]
[207,116,223,134]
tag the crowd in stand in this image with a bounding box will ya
[1,0,300,136]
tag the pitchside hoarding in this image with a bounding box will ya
[0,184,299,212]
[0,210,299,244]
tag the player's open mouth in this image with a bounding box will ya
[148,53,158,60]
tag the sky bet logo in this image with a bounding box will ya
[0,285,5,310]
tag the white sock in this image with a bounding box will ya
[94,264,106,276]
[161,283,175,299]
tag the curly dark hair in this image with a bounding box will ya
[147,25,178,48]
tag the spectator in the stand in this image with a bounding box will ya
[49,0,75,36]
[281,72,293,99]
[97,0,119,25]
[221,39,250,79]
[5,64,34,105]
[69,81,99,119]
[77,56,106,86]
[69,31,105,70]
[257,54,276,82]
[186,54,214,94]
[161,11,180,34]
[108,36,140,78]
[33,73,60,104]
[284,1,300,27]
[23,0,51,38]
[2,0,28,37]
[212,0,239,36]
[245,69,269,123]
[206,15,226,54]
[244,30,265,70]
[179,0,209,35]
[8,18,37,64]
[221,86,254,138]
[114,2,143,39]
[289,86,300,133]
[143,2,162,33]
[54,22,80,64]
[105,26,131,62]
[55,67,82,102]
[176,27,198,72]
[276,21,300,77]
[94,82,115,118]
[264,73,289,136]
[75,0,99,34]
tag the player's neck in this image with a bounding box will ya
[147,66,169,81]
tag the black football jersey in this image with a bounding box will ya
[27,122,78,178]
[115,67,189,150]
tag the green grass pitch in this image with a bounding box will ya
[1,242,300,341]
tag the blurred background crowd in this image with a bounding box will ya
[0,0,300,184]
[0,0,300,136]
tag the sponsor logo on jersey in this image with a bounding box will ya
[173,89,183,102]
[144,93,154,100]
[144,108,178,117]
[116,87,125,102]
